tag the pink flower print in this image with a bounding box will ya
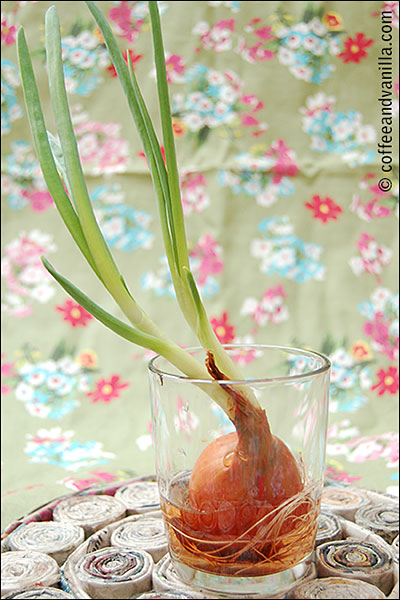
[241,114,260,127]
[363,312,398,361]
[229,337,263,365]
[108,2,143,43]
[22,190,53,212]
[350,233,392,281]
[1,13,17,46]
[59,470,118,491]
[75,120,129,175]
[350,172,395,221]
[180,172,209,215]
[5,232,52,266]
[241,285,289,327]
[236,18,275,63]
[190,234,223,286]
[240,94,264,113]
[165,53,185,83]
[266,139,299,182]
[194,18,235,53]
[325,466,361,484]
[382,437,399,468]
[1,356,15,395]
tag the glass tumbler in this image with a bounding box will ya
[148,344,330,597]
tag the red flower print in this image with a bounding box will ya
[210,312,235,344]
[56,300,93,328]
[305,195,343,223]
[76,349,98,369]
[338,33,374,64]
[323,12,343,31]
[107,49,143,77]
[87,375,129,403]
[371,366,399,396]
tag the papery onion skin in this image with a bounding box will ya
[187,353,304,537]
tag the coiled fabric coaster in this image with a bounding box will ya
[287,576,386,599]
[110,515,168,562]
[52,495,126,537]
[1,587,75,599]
[321,486,370,520]
[315,511,342,546]
[114,481,160,515]
[152,554,213,598]
[0,550,60,595]
[316,539,394,594]
[355,503,399,544]
[136,591,207,599]
[74,546,153,598]
[6,521,85,565]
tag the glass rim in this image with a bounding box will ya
[148,343,331,385]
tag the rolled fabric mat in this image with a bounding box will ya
[321,486,370,520]
[393,535,399,565]
[315,510,342,546]
[389,581,399,599]
[115,481,161,514]
[52,494,126,537]
[74,546,153,599]
[1,587,75,599]
[0,551,60,595]
[6,521,85,565]
[316,539,394,594]
[287,576,386,599]
[354,504,399,544]
[111,515,168,562]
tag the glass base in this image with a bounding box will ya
[172,550,315,598]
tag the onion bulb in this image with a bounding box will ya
[187,353,304,538]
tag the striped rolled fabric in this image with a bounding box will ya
[111,515,168,562]
[0,551,60,595]
[74,546,153,598]
[392,535,399,567]
[321,486,370,520]
[1,587,75,599]
[355,504,399,544]
[316,540,394,595]
[389,582,399,599]
[52,495,126,537]
[6,521,85,565]
[115,481,161,515]
[287,576,386,599]
[315,511,342,546]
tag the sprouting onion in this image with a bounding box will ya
[17,1,305,553]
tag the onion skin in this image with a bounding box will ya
[187,353,304,537]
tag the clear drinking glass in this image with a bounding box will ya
[148,344,330,597]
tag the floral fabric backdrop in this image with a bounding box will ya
[1,0,399,528]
